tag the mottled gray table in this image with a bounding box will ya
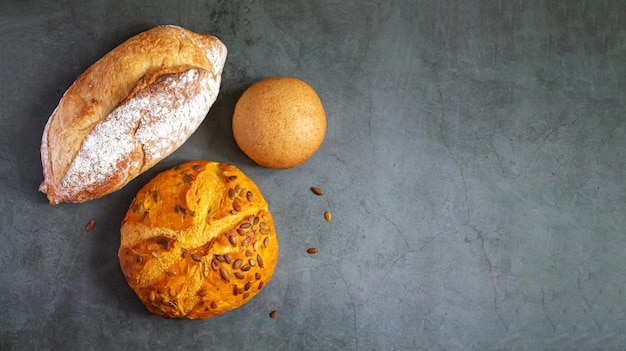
[1,1,625,350]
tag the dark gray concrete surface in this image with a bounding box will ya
[1,1,625,350]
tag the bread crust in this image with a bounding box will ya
[40,25,227,204]
[232,77,326,169]
[119,161,279,319]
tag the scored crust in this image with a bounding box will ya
[40,25,227,204]
[118,161,279,319]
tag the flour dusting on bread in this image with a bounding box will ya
[39,26,227,204]
[60,69,218,200]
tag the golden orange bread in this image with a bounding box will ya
[118,161,279,319]
[232,77,326,169]
[39,25,227,204]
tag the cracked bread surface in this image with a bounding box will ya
[39,25,227,204]
[119,161,279,319]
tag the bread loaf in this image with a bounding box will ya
[232,77,326,169]
[118,161,279,319]
[39,25,227,204]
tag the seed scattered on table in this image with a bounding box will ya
[269,310,278,318]
[85,220,95,231]
[307,247,318,254]
[324,211,331,222]
[310,187,324,196]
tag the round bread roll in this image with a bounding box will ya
[232,77,326,169]
[118,160,278,319]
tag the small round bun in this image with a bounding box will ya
[232,77,326,169]
[118,161,278,319]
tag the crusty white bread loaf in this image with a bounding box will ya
[39,25,227,204]
[119,161,279,319]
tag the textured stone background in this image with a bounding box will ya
[1,1,625,350]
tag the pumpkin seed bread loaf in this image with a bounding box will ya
[119,161,278,319]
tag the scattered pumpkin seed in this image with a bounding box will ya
[311,187,324,195]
